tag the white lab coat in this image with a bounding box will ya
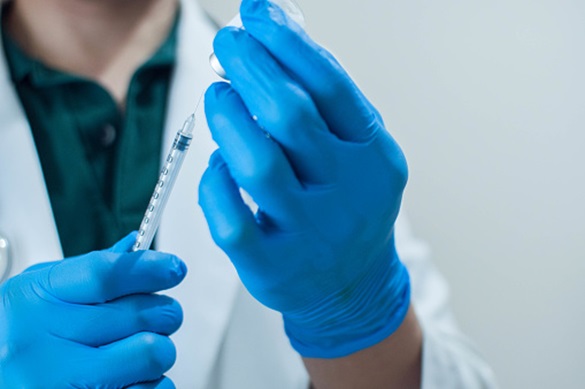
[0,0,497,387]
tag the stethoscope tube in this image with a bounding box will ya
[0,233,11,283]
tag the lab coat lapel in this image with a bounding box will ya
[0,2,240,385]
[0,8,63,280]
[157,1,240,387]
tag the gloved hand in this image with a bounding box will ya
[199,0,410,358]
[0,233,186,388]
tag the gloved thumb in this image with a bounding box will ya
[109,231,139,253]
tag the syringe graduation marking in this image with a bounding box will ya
[132,94,203,251]
[132,113,197,251]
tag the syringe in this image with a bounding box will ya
[132,113,196,251]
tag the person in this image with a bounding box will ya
[0,0,498,387]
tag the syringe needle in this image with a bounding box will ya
[180,93,203,136]
[194,91,204,113]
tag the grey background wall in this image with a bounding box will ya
[198,0,585,387]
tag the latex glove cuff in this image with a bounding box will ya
[283,249,411,359]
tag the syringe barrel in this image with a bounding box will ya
[132,131,193,251]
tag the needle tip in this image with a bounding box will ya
[180,92,204,135]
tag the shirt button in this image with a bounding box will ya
[99,124,117,147]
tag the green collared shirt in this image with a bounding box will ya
[2,11,179,256]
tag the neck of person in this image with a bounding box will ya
[4,0,179,105]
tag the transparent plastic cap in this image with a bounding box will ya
[209,0,306,79]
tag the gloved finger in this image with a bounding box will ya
[24,233,136,277]
[205,82,303,219]
[199,150,264,258]
[21,232,135,275]
[96,332,176,386]
[126,376,175,389]
[213,27,338,185]
[54,294,183,347]
[42,249,187,304]
[109,231,138,253]
[21,261,56,274]
[240,0,383,142]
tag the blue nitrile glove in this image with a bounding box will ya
[199,0,411,358]
[0,233,185,389]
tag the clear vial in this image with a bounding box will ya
[209,0,306,79]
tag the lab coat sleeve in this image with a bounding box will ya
[206,214,497,389]
[395,214,499,389]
